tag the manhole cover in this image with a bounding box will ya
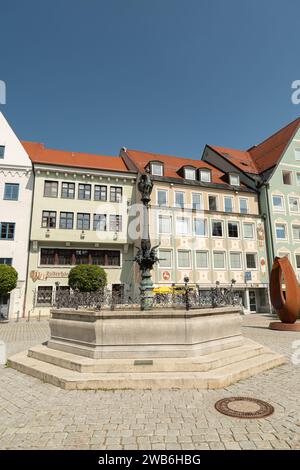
[215,397,274,419]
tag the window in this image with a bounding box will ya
[158,215,171,234]
[78,184,91,200]
[272,195,284,211]
[77,213,90,230]
[94,185,107,201]
[177,250,191,268]
[228,221,239,238]
[110,186,122,203]
[59,212,74,229]
[93,214,106,231]
[192,193,202,210]
[213,251,225,269]
[292,225,300,240]
[44,180,58,198]
[176,217,189,235]
[276,223,287,240]
[159,249,172,268]
[37,286,53,305]
[196,251,208,269]
[105,250,121,266]
[239,198,248,214]
[296,254,300,269]
[175,191,185,208]
[40,249,56,265]
[194,218,207,236]
[246,253,257,269]
[0,258,12,265]
[184,167,196,180]
[157,190,167,206]
[289,197,299,213]
[297,173,300,186]
[109,215,122,232]
[0,145,5,158]
[151,162,163,176]
[229,174,240,186]
[61,182,75,199]
[199,169,211,183]
[0,222,15,239]
[243,222,255,239]
[209,195,217,211]
[58,249,73,265]
[295,149,300,161]
[224,197,233,213]
[212,220,223,237]
[4,183,19,201]
[41,211,56,228]
[75,250,89,264]
[230,252,242,269]
[282,171,292,185]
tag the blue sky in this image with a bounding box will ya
[1,0,300,158]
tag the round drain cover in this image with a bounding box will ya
[215,397,274,419]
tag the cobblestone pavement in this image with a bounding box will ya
[0,315,299,450]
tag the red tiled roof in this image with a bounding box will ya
[209,117,300,175]
[208,145,257,173]
[124,148,237,186]
[22,141,129,172]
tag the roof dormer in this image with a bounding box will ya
[198,168,212,183]
[179,165,196,181]
[228,172,240,186]
[148,160,164,177]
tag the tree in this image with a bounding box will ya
[0,265,18,295]
[68,264,107,292]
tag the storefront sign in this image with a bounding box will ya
[30,270,69,282]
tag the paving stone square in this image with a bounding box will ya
[0,315,299,450]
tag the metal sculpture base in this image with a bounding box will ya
[269,321,300,331]
[8,307,286,389]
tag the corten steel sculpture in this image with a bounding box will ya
[269,256,300,331]
[134,171,160,311]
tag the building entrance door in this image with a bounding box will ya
[249,290,257,312]
[0,294,10,321]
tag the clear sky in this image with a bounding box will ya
[1,0,300,158]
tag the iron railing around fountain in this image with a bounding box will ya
[34,280,240,312]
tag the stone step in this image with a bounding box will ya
[8,348,286,390]
[27,339,266,373]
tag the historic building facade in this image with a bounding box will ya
[122,148,270,313]
[0,113,33,320]
[23,142,136,316]
[201,117,300,283]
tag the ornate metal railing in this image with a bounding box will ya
[34,281,241,312]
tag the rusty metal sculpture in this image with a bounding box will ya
[269,256,300,331]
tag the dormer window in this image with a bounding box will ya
[199,169,211,183]
[150,161,163,176]
[229,173,240,186]
[0,145,5,159]
[184,167,196,180]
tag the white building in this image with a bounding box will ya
[0,112,33,320]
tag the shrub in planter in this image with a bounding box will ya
[68,264,107,292]
[0,265,18,295]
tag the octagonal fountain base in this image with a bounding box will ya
[8,307,286,390]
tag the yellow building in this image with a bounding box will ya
[122,148,270,313]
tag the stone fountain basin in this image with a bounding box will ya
[46,306,243,359]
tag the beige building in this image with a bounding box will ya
[122,148,270,313]
[23,142,136,316]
